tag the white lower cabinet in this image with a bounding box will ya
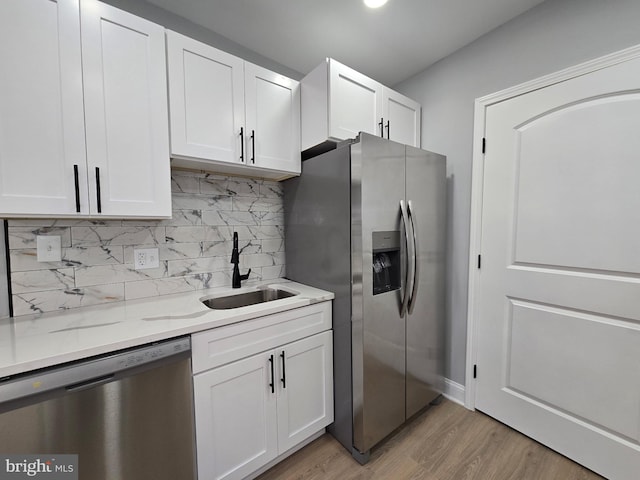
[192,303,333,480]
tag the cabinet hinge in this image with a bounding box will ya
[482,138,486,154]
[477,254,481,269]
[473,364,477,379]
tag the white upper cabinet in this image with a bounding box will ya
[81,0,171,217]
[167,31,301,180]
[0,0,87,216]
[301,58,421,151]
[0,0,171,218]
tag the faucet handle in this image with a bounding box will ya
[240,268,252,281]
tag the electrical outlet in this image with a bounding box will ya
[37,235,62,262]
[134,248,159,270]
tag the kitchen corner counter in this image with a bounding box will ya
[0,280,334,379]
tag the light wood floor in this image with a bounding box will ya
[256,399,603,480]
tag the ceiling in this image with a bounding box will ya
[147,0,546,86]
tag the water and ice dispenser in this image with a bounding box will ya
[372,231,401,295]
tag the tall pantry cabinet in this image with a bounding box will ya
[0,0,171,218]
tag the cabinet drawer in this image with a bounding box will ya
[191,302,331,374]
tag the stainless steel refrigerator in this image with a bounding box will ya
[284,133,446,462]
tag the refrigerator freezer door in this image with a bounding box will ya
[405,146,446,418]
[352,133,407,454]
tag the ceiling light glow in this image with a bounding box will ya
[364,0,388,8]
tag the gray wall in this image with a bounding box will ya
[101,0,303,80]
[394,0,640,386]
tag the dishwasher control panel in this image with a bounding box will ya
[116,337,191,369]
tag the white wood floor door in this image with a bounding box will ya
[476,54,640,480]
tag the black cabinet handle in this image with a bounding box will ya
[268,354,275,394]
[280,351,286,389]
[385,120,390,139]
[95,167,102,213]
[250,129,255,164]
[73,164,80,213]
[379,118,384,137]
[239,127,244,162]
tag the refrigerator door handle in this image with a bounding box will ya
[407,200,418,314]
[400,200,412,316]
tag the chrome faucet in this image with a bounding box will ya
[231,231,251,288]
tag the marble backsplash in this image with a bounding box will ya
[6,170,286,317]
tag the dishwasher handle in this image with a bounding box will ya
[65,374,115,393]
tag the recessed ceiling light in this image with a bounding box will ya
[364,0,388,8]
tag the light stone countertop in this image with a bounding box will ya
[0,279,334,379]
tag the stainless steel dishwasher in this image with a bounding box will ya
[0,336,196,480]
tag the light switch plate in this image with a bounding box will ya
[37,235,62,262]
[134,248,159,270]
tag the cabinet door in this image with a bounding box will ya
[0,0,88,217]
[328,59,383,141]
[193,352,278,480]
[81,0,171,217]
[383,88,421,148]
[167,30,245,166]
[245,63,301,175]
[276,331,334,453]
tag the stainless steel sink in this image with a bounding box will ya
[201,287,297,310]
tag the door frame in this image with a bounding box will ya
[465,43,640,409]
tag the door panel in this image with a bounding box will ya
[513,94,640,273]
[193,352,277,480]
[477,54,640,479]
[81,0,170,216]
[183,51,238,156]
[245,63,300,174]
[384,89,421,148]
[277,331,333,453]
[507,299,640,442]
[405,146,446,418]
[352,133,406,453]
[329,61,382,140]
[167,31,245,164]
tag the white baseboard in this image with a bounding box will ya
[443,378,465,406]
